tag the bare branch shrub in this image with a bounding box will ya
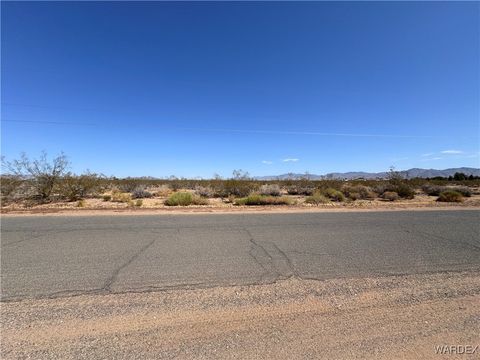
[2,152,69,202]
[59,171,103,201]
[259,184,281,196]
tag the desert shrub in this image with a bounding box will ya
[214,179,255,197]
[59,172,102,201]
[395,183,415,199]
[373,183,388,195]
[322,188,345,202]
[167,176,183,191]
[164,192,208,206]
[305,192,330,205]
[118,179,140,193]
[135,199,143,207]
[259,184,281,196]
[0,175,25,203]
[376,182,414,199]
[235,194,291,206]
[342,184,376,200]
[437,190,463,203]
[103,194,111,201]
[286,186,314,195]
[347,192,361,201]
[131,186,153,199]
[451,186,472,197]
[382,191,399,201]
[2,152,69,202]
[384,168,415,199]
[422,184,445,196]
[195,186,214,198]
[111,190,132,203]
[153,185,171,197]
[77,199,86,207]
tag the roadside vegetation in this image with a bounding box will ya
[164,192,208,206]
[1,153,479,209]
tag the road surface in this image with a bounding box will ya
[2,210,480,359]
[2,210,479,301]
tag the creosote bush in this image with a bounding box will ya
[0,175,24,204]
[437,190,463,203]
[382,191,399,201]
[59,172,103,201]
[135,199,143,207]
[342,184,376,200]
[235,194,291,206]
[195,186,214,198]
[2,152,69,202]
[305,192,330,205]
[422,184,445,196]
[394,183,415,199]
[259,184,281,196]
[322,188,345,202]
[452,186,471,197]
[286,184,314,195]
[164,192,208,206]
[103,194,111,201]
[214,179,255,198]
[132,186,153,199]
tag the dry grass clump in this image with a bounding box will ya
[164,192,208,206]
[153,185,172,197]
[437,190,463,203]
[111,190,132,203]
[235,194,291,206]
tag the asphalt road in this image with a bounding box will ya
[1,210,479,301]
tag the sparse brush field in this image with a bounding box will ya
[2,154,480,212]
[2,175,480,212]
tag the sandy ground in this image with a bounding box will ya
[1,271,479,359]
[2,193,480,216]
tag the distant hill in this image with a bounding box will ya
[255,167,480,180]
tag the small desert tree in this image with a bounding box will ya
[2,152,69,202]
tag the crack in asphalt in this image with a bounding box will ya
[244,228,297,281]
[244,228,277,281]
[4,268,480,304]
[102,239,156,292]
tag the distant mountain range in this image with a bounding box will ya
[255,167,480,180]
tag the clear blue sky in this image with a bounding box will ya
[2,1,479,178]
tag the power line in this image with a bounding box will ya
[1,119,96,126]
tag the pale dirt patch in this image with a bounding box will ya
[1,271,479,359]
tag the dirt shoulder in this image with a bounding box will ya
[2,271,479,359]
[2,194,480,216]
